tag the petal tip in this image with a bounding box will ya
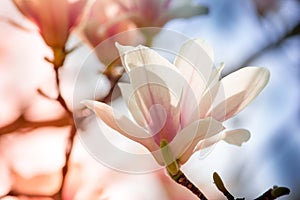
[115,41,121,48]
[80,99,96,110]
[223,129,251,146]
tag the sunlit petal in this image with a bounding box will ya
[207,67,270,121]
[169,118,224,165]
[116,42,179,73]
[174,39,215,102]
[222,129,250,146]
[118,82,148,127]
[81,100,159,153]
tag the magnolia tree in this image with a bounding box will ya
[0,0,294,199]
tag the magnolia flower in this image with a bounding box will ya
[13,0,87,49]
[83,39,270,174]
[81,0,208,65]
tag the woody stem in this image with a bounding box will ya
[171,170,208,200]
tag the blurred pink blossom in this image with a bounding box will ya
[12,0,87,49]
[81,0,207,65]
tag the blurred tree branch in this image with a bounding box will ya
[0,113,71,135]
[224,20,300,76]
[46,47,75,200]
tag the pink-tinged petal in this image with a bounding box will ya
[174,39,215,100]
[68,0,88,29]
[127,65,183,107]
[82,0,145,65]
[118,82,148,127]
[169,118,224,165]
[175,39,221,127]
[181,63,224,128]
[38,0,70,47]
[222,129,250,146]
[13,0,41,25]
[82,100,165,165]
[13,0,87,48]
[125,67,182,145]
[179,84,200,128]
[207,67,270,121]
[132,83,180,145]
[198,81,220,118]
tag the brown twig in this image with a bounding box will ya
[0,114,70,135]
[172,170,208,200]
[213,172,290,200]
[254,186,291,200]
[48,47,76,199]
[5,191,52,199]
[101,58,125,104]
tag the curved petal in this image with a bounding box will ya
[19,0,68,46]
[125,67,182,145]
[81,100,159,153]
[169,118,224,165]
[128,65,183,107]
[195,129,251,153]
[118,82,148,127]
[174,39,222,127]
[222,129,250,146]
[133,82,181,145]
[13,0,41,26]
[174,39,215,101]
[68,0,88,28]
[207,67,270,121]
[115,42,179,73]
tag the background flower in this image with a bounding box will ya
[81,0,208,66]
[12,0,87,49]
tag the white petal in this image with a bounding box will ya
[194,129,250,153]
[116,43,185,109]
[128,65,183,108]
[194,132,223,152]
[115,43,178,73]
[179,84,200,128]
[81,100,159,152]
[207,67,270,121]
[207,62,225,87]
[169,118,224,165]
[174,39,215,102]
[118,82,148,127]
[222,129,250,146]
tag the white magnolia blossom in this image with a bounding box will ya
[83,39,270,171]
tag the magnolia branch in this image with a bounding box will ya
[171,170,208,200]
[101,58,124,104]
[213,172,290,200]
[0,113,70,135]
[48,47,76,200]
